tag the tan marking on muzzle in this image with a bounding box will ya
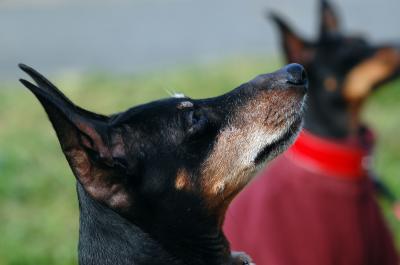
[175,168,191,191]
[200,89,303,210]
[343,48,400,102]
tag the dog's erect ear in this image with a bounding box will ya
[319,0,340,39]
[19,64,131,210]
[269,12,315,65]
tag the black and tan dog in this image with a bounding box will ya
[19,63,307,265]
[271,1,400,139]
[224,1,400,265]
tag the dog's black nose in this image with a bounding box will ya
[248,63,308,92]
[284,63,307,86]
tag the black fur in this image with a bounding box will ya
[19,63,306,265]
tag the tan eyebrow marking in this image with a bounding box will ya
[177,101,194,109]
[175,168,191,190]
[324,76,338,92]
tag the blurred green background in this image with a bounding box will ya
[0,56,400,265]
[1,0,400,264]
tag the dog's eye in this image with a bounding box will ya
[186,110,208,135]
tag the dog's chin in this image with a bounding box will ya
[253,116,302,168]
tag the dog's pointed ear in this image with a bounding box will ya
[269,12,315,65]
[19,64,131,211]
[319,0,340,38]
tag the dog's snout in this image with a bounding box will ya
[249,63,308,93]
[284,63,307,86]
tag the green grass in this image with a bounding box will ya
[363,78,400,246]
[1,56,400,264]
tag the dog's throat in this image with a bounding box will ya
[133,212,232,265]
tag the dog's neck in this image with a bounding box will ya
[76,183,232,265]
[77,183,178,265]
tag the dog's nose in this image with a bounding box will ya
[284,63,307,87]
[249,63,308,92]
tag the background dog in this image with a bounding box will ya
[224,1,400,265]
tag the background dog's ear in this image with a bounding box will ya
[319,0,340,39]
[269,12,315,65]
[19,64,131,211]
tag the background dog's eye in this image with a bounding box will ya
[186,110,208,135]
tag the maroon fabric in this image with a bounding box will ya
[224,154,398,265]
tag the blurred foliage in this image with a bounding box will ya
[0,56,399,264]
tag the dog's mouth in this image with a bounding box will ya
[200,65,307,208]
[254,114,303,165]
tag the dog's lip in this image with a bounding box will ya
[253,116,302,165]
[285,80,309,93]
[255,79,308,94]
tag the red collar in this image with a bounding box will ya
[285,129,375,179]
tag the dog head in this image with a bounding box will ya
[270,0,400,137]
[19,63,306,261]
